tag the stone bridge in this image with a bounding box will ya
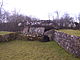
[21,26,80,57]
[22,25,55,36]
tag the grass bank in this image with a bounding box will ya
[0,31,14,35]
[57,29,80,36]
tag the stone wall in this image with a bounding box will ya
[22,26,45,36]
[44,30,55,41]
[22,27,29,34]
[0,33,18,42]
[44,30,80,57]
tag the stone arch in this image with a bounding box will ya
[40,35,50,42]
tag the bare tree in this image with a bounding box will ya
[0,0,3,22]
[55,11,59,20]
[48,13,51,20]
[0,0,3,14]
[78,14,80,23]
[0,0,8,23]
[62,13,73,22]
[59,13,74,29]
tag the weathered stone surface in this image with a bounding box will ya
[53,31,80,57]
[22,27,29,34]
[44,29,80,57]
[22,26,45,36]
[44,30,55,41]
[0,33,18,42]
[29,27,45,35]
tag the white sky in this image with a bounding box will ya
[2,0,80,20]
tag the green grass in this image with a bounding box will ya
[0,31,14,35]
[57,29,80,36]
[0,40,79,60]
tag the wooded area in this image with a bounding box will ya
[0,0,80,32]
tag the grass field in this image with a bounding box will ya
[57,29,80,36]
[0,40,80,60]
[0,31,13,35]
[0,30,80,60]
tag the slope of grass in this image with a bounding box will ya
[0,31,13,35]
[57,29,80,36]
[0,40,79,60]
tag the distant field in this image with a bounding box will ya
[57,29,80,36]
[0,31,13,35]
[0,40,79,60]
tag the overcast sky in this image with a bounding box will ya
[2,0,80,20]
